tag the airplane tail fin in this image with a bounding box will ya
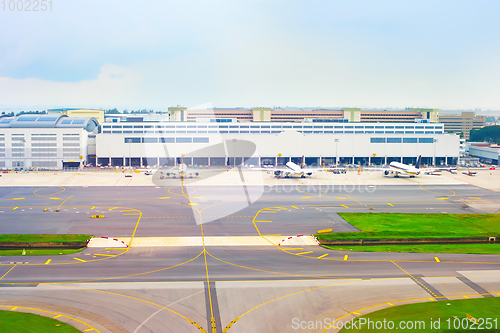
[416,155,421,169]
[301,155,306,169]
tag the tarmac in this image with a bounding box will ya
[0,169,499,332]
[3,167,499,189]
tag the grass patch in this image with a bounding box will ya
[0,310,82,333]
[339,297,500,332]
[0,234,92,243]
[0,248,85,256]
[316,213,500,240]
[323,243,500,254]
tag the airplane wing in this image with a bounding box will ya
[419,167,457,174]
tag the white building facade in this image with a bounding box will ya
[0,115,99,169]
[96,121,459,167]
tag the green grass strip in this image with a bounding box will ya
[0,234,92,243]
[323,243,500,255]
[316,213,500,240]
[339,297,500,332]
[0,310,82,333]
[0,248,85,256]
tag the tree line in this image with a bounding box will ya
[1,110,47,116]
[470,125,500,144]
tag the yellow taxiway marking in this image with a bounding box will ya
[468,197,481,200]
[317,254,329,259]
[120,209,135,212]
[11,198,25,200]
[387,303,394,306]
[429,298,436,301]
[344,255,349,261]
[335,197,347,199]
[12,207,18,210]
[301,196,312,199]
[284,248,304,250]
[435,257,440,262]
[188,203,198,206]
[437,197,448,200]
[387,203,394,207]
[392,261,437,297]
[93,254,114,257]
[291,206,299,209]
[158,197,170,199]
[108,207,119,211]
[341,204,348,208]
[50,197,61,200]
[1,305,100,332]
[318,229,332,234]
[463,295,469,298]
[260,211,277,213]
[0,265,16,280]
[353,312,361,315]
[44,259,51,265]
[84,329,95,332]
[296,251,314,255]
[73,258,86,263]
[255,220,272,223]
[91,206,95,210]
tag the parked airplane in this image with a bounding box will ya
[158,162,200,179]
[155,156,230,180]
[462,170,477,176]
[261,156,330,178]
[370,155,456,178]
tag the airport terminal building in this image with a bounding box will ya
[0,111,460,170]
[96,120,459,168]
[0,114,99,169]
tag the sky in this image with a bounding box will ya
[1,0,500,111]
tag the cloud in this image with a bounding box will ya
[0,64,143,109]
[1,0,499,109]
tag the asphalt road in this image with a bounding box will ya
[0,184,499,332]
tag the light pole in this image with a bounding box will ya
[127,139,132,168]
[22,138,26,171]
[232,139,237,168]
[433,138,438,166]
[334,139,339,166]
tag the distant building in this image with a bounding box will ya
[439,111,486,140]
[48,108,105,124]
[181,107,439,123]
[466,142,500,164]
[104,113,169,123]
[168,106,187,122]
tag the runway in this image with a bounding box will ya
[0,182,499,332]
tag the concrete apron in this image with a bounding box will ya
[90,236,319,247]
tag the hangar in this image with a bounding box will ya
[96,121,459,168]
[0,114,98,169]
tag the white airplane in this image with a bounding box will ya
[374,155,456,178]
[159,162,200,179]
[261,156,329,178]
[156,156,230,180]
